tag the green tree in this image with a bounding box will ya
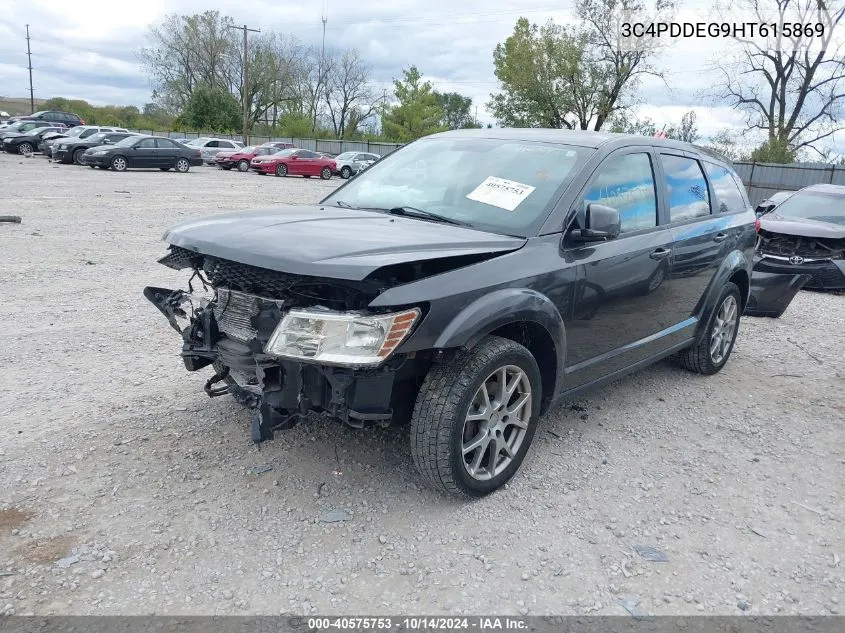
[607,111,657,136]
[380,66,447,141]
[178,86,241,131]
[665,111,699,143]
[749,138,796,164]
[434,91,479,129]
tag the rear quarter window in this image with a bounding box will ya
[703,162,749,214]
[659,154,711,222]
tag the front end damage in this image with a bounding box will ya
[145,246,430,442]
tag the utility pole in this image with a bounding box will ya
[228,23,260,145]
[315,2,328,135]
[25,25,34,114]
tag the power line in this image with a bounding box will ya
[228,23,261,144]
[25,24,34,113]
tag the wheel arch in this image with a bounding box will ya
[430,288,566,412]
[693,250,750,340]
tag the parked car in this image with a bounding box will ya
[250,148,336,179]
[43,126,129,159]
[218,146,282,172]
[262,141,297,151]
[144,128,770,497]
[754,190,793,216]
[81,134,203,172]
[0,120,54,140]
[749,184,845,307]
[332,151,380,179]
[0,126,66,155]
[17,110,84,128]
[54,131,138,165]
[185,137,245,164]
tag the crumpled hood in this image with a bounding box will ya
[163,205,527,280]
[760,213,845,239]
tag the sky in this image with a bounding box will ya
[0,0,843,153]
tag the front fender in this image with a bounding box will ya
[433,287,566,360]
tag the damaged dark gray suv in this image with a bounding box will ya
[145,129,757,497]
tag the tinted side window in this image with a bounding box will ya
[703,162,748,214]
[79,129,98,139]
[156,138,178,148]
[660,154,710,222]
[137,138,156,148]
[584,152,658,234]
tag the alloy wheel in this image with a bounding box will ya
[112,156,127,171]
[710,295,738,365]
[176,158,190,173]
[18,143,33,156]
[461,365,532,481]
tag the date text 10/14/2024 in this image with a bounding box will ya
[307,617,528,631]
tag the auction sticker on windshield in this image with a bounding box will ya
[466,176,536,211]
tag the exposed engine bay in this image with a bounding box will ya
[145,246,441,443]
[756,230,845,260]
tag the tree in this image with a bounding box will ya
[380,66,447,141]
[325,49,377,138]
[665,110,700,143]
[701,128,744,161]
[434,92,479,129]
[749,137,796,163]
[489,2,672,130]
[607,111,657,136]
[139,11,236,113]
[179,86,241,131]
[712,0,845,156]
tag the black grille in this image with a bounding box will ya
[203,256,298,298]
[805,263,845,289]
[159,245,202,270]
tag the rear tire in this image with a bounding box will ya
[677,282,741,375]
[237,159,249,172]
[175,157,190,173]
[410,336,542,498]
[221,165,232,170]
[320,167,332,180]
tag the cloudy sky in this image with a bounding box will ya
[0,0,843,151]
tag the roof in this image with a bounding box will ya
[802,183,845,196]
[425,126,710,154]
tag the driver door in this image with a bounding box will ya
[130,137,158,167]
[564,147,678,388]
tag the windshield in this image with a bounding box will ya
[186,138,208,147]
[336,152,356,160]
[87,133,108,143]
[774,191,845,226]
[64,127,84,138]
[321,137,590,236]
[271,148,294,158]
[240,146,257,153]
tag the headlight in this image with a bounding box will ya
[264,308,421,367]
[59,144,67,149]
[92,150,108,156]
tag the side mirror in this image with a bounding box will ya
[103,139,112,144]
[571,203,621,242]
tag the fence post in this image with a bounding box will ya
[829,164,836,184]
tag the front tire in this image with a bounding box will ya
[340,166,352,179]
[111,155,127,171]
[410,336,542,498]
[73,148,85,165]
[275,163,287,177]
[237,159,249,172]
[175,158,190,173]
[677,282,741,375]
[18,142,33,156]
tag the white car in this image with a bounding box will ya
[332,151,380,179]
[184,138,245,164]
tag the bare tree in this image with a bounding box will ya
[712,0,845,156]
[575,0,674,129]
[325,50,376,137]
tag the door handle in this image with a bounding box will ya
[650,247,671,260]
[713,232,729,243]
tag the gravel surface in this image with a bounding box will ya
[1,152,844,616]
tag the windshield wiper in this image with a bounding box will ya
[383,206,470,227]
[331,200,359,209]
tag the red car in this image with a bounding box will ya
[218,145,281,172]
[250,148,336,179]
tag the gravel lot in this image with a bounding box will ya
[1,151,844,617]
